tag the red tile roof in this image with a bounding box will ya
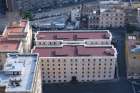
[33,46,115,57]
[0,39,20,52]
[36,31,110,40]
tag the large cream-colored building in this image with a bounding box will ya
[0,53,42,93]
[126,32,140,79]
[32,30,117,84]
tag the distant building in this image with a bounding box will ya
[99,8,125,28]
[126,32,140,79]
[71,8,81,22]
[32,30,117,84]
[0,53,42,93]
[80,3,126,29]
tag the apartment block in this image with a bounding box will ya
[32,30,117,84]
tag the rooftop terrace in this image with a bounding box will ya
[0,53,38,92]
[33,45,116,57]
[3,20,28,38]
[0,38,20,52]
[36,30,111,41]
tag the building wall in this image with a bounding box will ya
[32,57,42,93]
[99,10,125,28]
[40,56,116,84]
[126,34,140,79]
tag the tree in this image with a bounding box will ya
[21,11,33,20]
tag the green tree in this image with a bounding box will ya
[21,11,32,20]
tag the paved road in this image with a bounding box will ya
[43,79,133,93]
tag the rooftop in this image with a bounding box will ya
[0,38,20,52]
[0,53,38,92]
[3,20,28,38]
[36,30,111,40]
[33,45,116,57]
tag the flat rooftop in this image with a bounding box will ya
[0,38,20,52]
[33,45,116,57]
[0,53,38,92]
[3,20,28,38]
[36,30,111,40]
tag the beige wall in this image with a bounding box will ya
[40,56,116,84]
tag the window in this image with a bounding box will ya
[52,59,55,62]
[47,59,49,62]
[58,64,60,66]
[47,68,50,70]
[75,59,78,62]
[64,76,67,78]
[58,68,60,70]
[59,76,61,78]
[53,68,55,70]
[82,59,85,62]
[110,59,113,61]
[99,59,101,61]
[42,64,44,66]
[58,59,60,62]
[88,59,90,62]
[93,59,96,61]
[48,80,51,83]
[98,75,100,77]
